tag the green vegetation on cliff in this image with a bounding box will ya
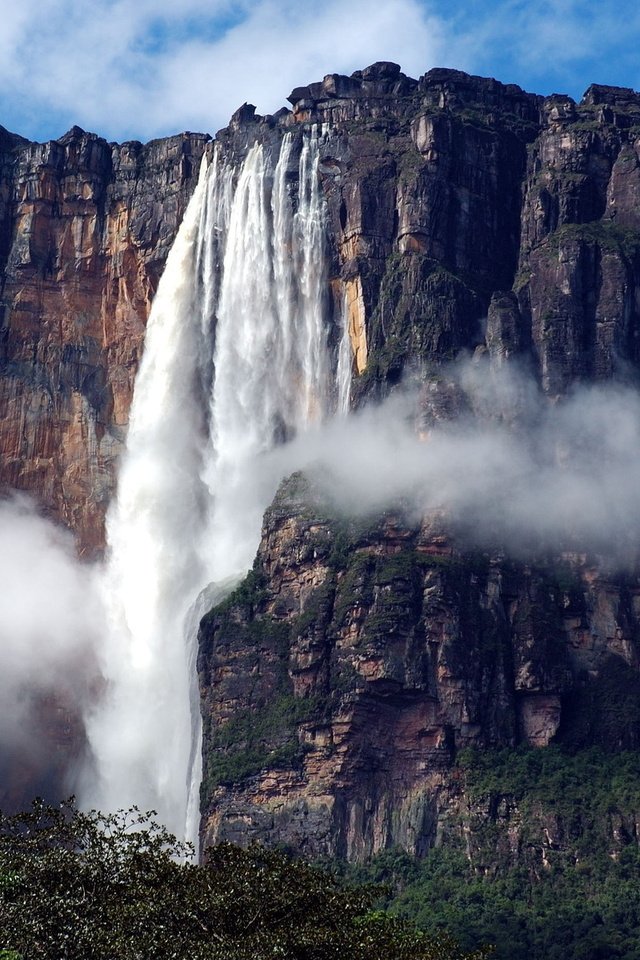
[344,746,640,960]
[542,221,640,259]
[203,693,319,789]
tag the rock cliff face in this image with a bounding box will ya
[4,65,640,550]
[196,65,640,859]
[0,125,208,555]
[3,64,640,855]
[198,475,640,859]
[214,65,640,407]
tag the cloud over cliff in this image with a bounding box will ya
[2,355,640,815]
[271,360,640,562]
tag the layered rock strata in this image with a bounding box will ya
[0,126,208,810]
[198,476,640,859]
[0,126,208,554]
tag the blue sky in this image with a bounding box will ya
[1,0,639,143]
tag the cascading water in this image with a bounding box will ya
[84,129,352,847]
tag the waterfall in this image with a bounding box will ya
[83,160,211,843]
[84,129,352,846]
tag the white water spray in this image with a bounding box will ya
[84,130,351,845]
[83,163,211,842]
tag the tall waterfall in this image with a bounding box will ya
[84,130,352,846]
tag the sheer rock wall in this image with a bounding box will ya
[0,126,208,555]
[3,66,640,850]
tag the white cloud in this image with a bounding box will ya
[150,0,443,135]
[445,0,640,95]
[267,361,640,563]
[2,362,640,813]
[0,0,442,141]
[2,0,638,141]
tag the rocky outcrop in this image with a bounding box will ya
[198,475,640,860]
[515,88,640,393]
[213,65,640,405]
[0,126,208,554]
[194,67,640,861]
[215,65,541,402]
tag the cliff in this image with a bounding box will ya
[196,66,640,862]
[0,125,208,555]
[2,64,640,865]
[198,474,640,858]
[214,64,640,402]
[5,65,640,554]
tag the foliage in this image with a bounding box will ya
[544,221,640,258]
[0,799,489,960]
[359,844,640,960]
[343,746,640,960]
[204,694,319,789]
[459,744,640,811]
[203,565,267,620]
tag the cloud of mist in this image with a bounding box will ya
[251,359,640,563]
[2,356,640,815]
[0,496,101,795]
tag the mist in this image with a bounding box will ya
[261,359,640,563]
[0,495,102,807]
[2,358,640,816]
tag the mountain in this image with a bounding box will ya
[2,62,640,891]
[193,64,640,860]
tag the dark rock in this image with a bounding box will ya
[199,477,640,859]
[362,61,401,81]
[230,103,259,126]
[486,291,527,363]
[197,67,640,860]
[581,83,640,108]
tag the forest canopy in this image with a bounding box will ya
[0,799,489,960]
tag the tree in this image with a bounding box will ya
[0,799,491,960]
